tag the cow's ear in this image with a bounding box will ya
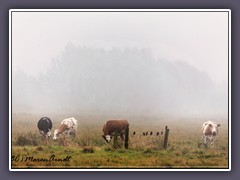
[217,124,221,127]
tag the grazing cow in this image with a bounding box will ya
[53,117,78,140]
[102,119,129,143]
[202,121,221,147]
[37,117,52,139]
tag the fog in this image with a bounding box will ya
[11,11,229,120]
[12,11,228,83]
[12,44,228,119]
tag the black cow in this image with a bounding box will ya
[37,117,52,139]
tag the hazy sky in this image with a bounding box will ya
[11,10,229,83]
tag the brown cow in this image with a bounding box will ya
[102,119,129,143]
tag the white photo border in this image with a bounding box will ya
[9,9,231,171]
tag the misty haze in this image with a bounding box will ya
[12,43,228,119]
[10,10,230,169]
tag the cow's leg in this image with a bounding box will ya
[202,135,209,148]
[211,141,214,148]
[120,133,125,147]
[39,130,44,136]
[120,134,124,141]
[66,130,71,136]
[70,128,76,138]
[39,130,46,140]
[210,136,215,148]
[44,134,48,143]
[202,135,207,145]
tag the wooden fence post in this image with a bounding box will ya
[113,128,118,149]
[124,125,129,149]
[163,126,170,150]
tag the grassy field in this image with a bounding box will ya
[11,113,229,169]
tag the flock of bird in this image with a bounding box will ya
[132,131,164,136]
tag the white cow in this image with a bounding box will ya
[202,121,221,147]
[53,117,78,140]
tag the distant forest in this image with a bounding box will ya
[12,43,228,118]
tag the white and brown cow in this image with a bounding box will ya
[102,119,129,143]
[202,121,221,147]
[53,117,78,140]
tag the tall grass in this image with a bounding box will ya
[11,113,229,168]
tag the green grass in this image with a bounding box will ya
[12,145,228,168]
[11,113,229,169]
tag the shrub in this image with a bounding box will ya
[36,146,43,151]
[15,132,40,146]
[144,148,153,154]
[104,146,113,152]
[82,146,94,153]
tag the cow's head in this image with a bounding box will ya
[208,123,221,136]
[102,135,113,143]
[46,130,51,139]
[40,130,51,139]
[53,129,59,140]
